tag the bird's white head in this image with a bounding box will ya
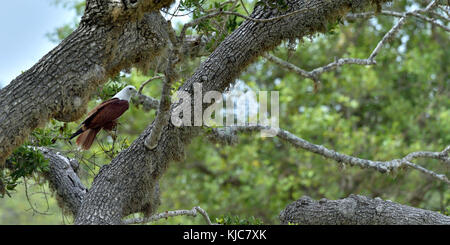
[113,85,137,102]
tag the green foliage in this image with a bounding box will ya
[46,25,75,43]
[179,0,207,11]
[98,77,129,101]
[215,214,264,225]
[226,15,242,33]
[1,119,71,197]
[326,17,344,35]
[177,0,247,53]
[1,146,48,197]
[8,147,48,181]
[171,78,184,94]
[444,206,450,216]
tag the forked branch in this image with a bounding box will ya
[211,125,449,184]
[266,0,448,82]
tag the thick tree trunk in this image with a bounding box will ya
[280,195,450,225]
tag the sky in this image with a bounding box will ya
[0,1,75,87]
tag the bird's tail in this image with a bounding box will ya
[69,127,84,140]
[75,128,100,150]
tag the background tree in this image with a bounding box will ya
[0,0,448,224]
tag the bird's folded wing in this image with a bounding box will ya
[75,98,116,129]
[84,99,129,129]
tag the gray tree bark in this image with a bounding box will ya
[0,0,403,224]
[280,195,450,225]
[39,148,87,216]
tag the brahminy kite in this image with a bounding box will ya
[70,85,137,150]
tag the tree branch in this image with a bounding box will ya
[123,206,214,225]
[264,54,375,83]
[368,15,407,60]
[138,75,164,95]
[280,195,450,225]
[37,147,87,216]
[211,125,449,184]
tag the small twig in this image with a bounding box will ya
[161,9,195,17]
[168,0,182,22]
[437,5,450,18]
[240,0,250,16]
[138,75,164,95]
[428,11,450,23]
[369,16,407,60]
[123,206,215,225]
[264,54,375,83]
[96,138,113,160]
[408,12,450,32]
[423,0,439,12]
[403,145,450,164]
[41,185,51,214]
[264,53,315,80]
[23,178,52,216]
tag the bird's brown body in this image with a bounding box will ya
[70,98,129,150]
